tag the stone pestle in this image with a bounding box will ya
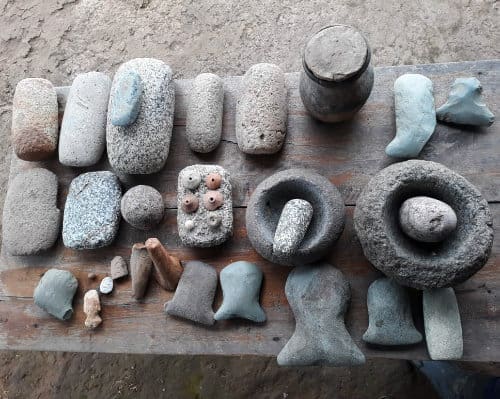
[145,238,183,291]
[130,243,153,300]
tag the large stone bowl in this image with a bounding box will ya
[246,169,345,266]
[354,160,493,289]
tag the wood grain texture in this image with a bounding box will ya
[0,60,498,360]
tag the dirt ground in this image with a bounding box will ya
[0,0,499,398]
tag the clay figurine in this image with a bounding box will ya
[145,238,183,291]
[121,185,164,231]
[436,77,494,126]
[130,243,153,300]
[214,261,266,322]
[110,256,128,280]
[84,289,102,329]
[33,269,78,321]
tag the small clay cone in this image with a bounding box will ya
[130,243,153,299]
[145,238,183,291]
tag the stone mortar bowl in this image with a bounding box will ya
[246,168,345,266]
[354,160,494,289]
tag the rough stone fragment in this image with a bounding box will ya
[362,278,422,346]
[58,72,111,167]
[110,256,128,280]
[399,196,457,243]
[246,169,345,266]
[106,58,175,174]
[423,288,463,360]
[121,185,164,230]
[273,199,313,260]
[84,289,102,329]
[436,77,495,126]
[385,74,436,158]
[99,276,113,294]
[109,69,143,126]
[214,261,266,322]
[33,269,78,321]
[130,243,153,300]
[145,238,183,291]
[11,78,58,161]
[236,63,287,154]
[186,73,223,153]
[165,260,217,325]
[277,263,365,366]
[354,160,493,289]
[177,165,232,247]
[3,168,60,256]
[62,171,122,250]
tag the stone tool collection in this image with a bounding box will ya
[3,23,496,366]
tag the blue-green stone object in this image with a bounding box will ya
[34,269,78,321]
[385,74,436,158]
[214,261,266,322]
[436,77,495,126]
[110,70,142,126]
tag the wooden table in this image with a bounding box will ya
[0,60,498,361]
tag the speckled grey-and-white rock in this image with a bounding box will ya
[59,72,111,167]
[399,196,457,243]
[177,165,232,247]
[2,168,60,256]
[363,278,422,346]
[121,185,164,230]
[11,78,58,161]
[63,171,122,250]
[186,73,223,153]
[423,287,463,360]
[106,58,174,174]
[236,63,287,154]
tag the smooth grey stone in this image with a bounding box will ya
[399,196,457,243]
[385,74,436,158]
[165,260,217,326]
[99,276,114,294]
[177,165,232,247]
[3,168,60,256]
[110,255,128,280]
[436,77,495,126]
[214,261,266,322]
[363,278,422,346]
[33,269,78,320]
[273,199,313,259]
[109,69,143,126]
[423,287,463,360]
[63,171,122,250]
[236,63,287,154]
[106,58,174,174]
[277,263,365,366]
[121,185,164,230]
[186,73,223,153]
[354,160,493,289]
[59,72,111,167]
[246,169,345,266]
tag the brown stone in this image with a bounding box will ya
[110,256,128,280]
[145,238,183,291]
[130,243,153,300]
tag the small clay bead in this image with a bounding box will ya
[205,173,222,189]
[182,170,201,190]
[181,194,199,213]
[185,220,195,230]
[208,214,222,229]
[203,191,224,210]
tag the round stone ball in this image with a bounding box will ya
[354,160,493,290]
[121,185,164,230]
[246,168,345,266]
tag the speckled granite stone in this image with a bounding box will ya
[121,185,164,230]
[63,171,122,250]
[34,269,78,321]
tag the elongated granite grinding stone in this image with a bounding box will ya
[186,73,223,153]
[3,168,60,256]
[214,261,266,322]
[106,58,174,174]
[236,63,287,154]
[385,74,436,158]
[277,263,365,366]
[423,288,463,360]
[34,269,78,321]
[12,78,58,161]
[63,171,122,250]
[59,72,111,167]
[145,238,183,291]
[363,278,422,346]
